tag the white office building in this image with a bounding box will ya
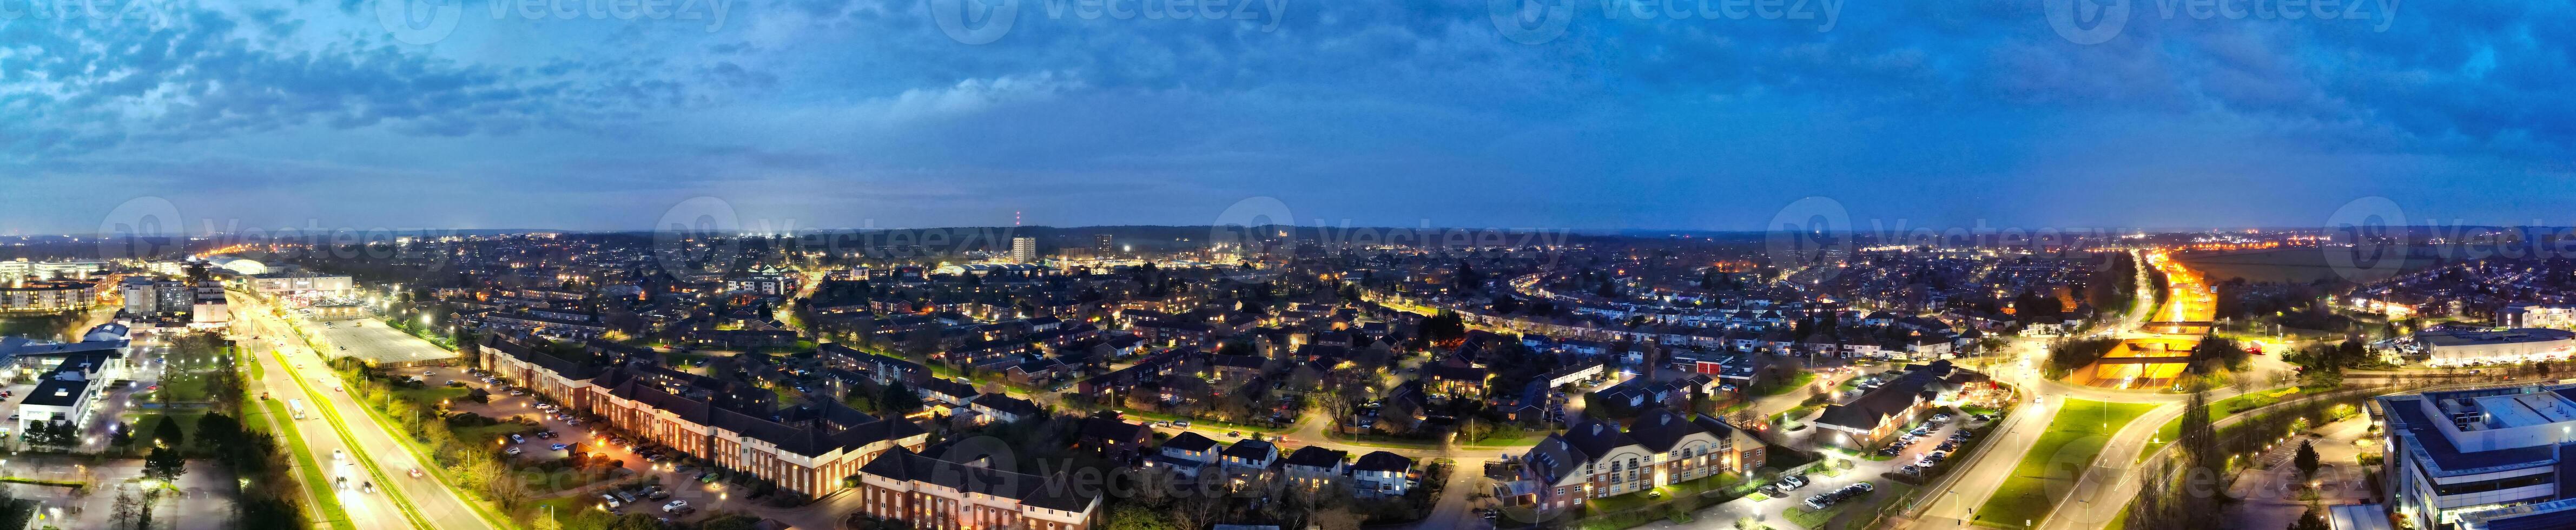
[2378,385,2576,529]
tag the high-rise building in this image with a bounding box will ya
[1094,234,1115,257]
[1012,236,1039,263]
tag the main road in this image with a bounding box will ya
[230,292,499,530]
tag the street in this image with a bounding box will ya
[231,292,500,530]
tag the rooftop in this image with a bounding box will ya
[2419,328,2576,347]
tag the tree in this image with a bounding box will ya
[149,414,186,449]
[1107,504,1174,530]
[1309,507,1363,530]
[606,513,662,530]
[144,447,189,483]
[113,489,140,530]
[2174,391,2226,529]
[530,508,563,530]
[2294,440,2322,480]
[2288,504,2331,530]
[881,381,922,416]
[109,422,138,452]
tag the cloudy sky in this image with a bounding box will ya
[2,0,2570,234]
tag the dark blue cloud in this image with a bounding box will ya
[1,0,2571,235]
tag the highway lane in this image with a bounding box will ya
[239,322,411,530]
[233,295,499,530]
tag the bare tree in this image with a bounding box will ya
[112,489,139,530]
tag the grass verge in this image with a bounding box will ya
[272,350,437,530]
[2139,387,2296,461]
[265,399,359,530]
[1972,399,2158,528]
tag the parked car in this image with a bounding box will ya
[662,500,690,513]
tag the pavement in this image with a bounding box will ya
[2223,416,2375,530]
[308,321,460,366]
[1,457,239,530]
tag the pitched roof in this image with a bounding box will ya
[1219,439,1276,460]
[1351,451,1412,473]
[1282,446,1348,468]
[974,393,1041,417]
[1162,432,1219,453]
[857,445,1097,512]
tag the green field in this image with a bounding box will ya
[1974,399,2160,528]
[2175,248,2439,284]
[2139,388,2296,461]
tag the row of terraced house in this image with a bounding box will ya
[480,335,1104,530]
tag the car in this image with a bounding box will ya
[1226,430,1241,438]
[409,468,425,478]
[447,380,464,387]
[1938,441,1957,452]
[505,447,524,456]
[336,476,349,489]
[600,494,622,508]
[510,434,526,443]
[648,490,672,500]
[610,436,630,445]
[333,449,346,461]
[698,472,719,483]
[1174,420,1191,428]
[1897,465,1920,475]
[662,500,690,513]
[552,443,569,451]
[362,481,377,493]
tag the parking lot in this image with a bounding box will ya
[312,320,458,366]
[1682,407,1992,529]
[388,365,818,525]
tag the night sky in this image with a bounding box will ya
[4,0,2570,234]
